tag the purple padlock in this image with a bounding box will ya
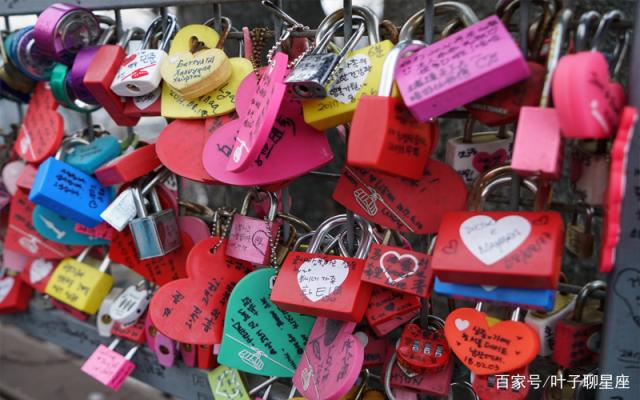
[15,28,55,81]
[68,46,101,104]
[33,3,100,65]
[153,331,177,367]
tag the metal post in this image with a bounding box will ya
[343,0,352,42]
[424,0,434,44]
[213,3,222,32]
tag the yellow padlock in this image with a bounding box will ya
[45,248,113,315]
[301,6,396,130]
[161,23,253,119]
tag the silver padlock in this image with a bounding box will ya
[285,17,366,99]
[129,186,181,260]
[100,168,171,231]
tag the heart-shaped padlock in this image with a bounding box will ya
[397,323,450,373]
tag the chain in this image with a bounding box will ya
[250,27,269,73]
[265,216,282,271]
[210,208,236,254]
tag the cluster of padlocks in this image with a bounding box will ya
[0,0,635,399]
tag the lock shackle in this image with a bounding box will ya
[149,187,163,213]
[178,200,215,219]
[118,27,145,49]
[540,8,572,108]
[399,1,479,42]
[572,280,606,321]
[132,186,150,218]
[511,307,523,321]
[592,10,630,78]
[261,0,305,29]
[76,246,93,263]
[498,0,559,58]
[461,119,509,144]
[141,14,178,52]
[139,168,172,197]
[571,203,594,230]
[313,18,366,58]
[95,16,116,45]
[575,11,602,53]
[307,214,373,258]
[277,212,312,232]
[592,10,624,52]
[377,40,425,96]
[468,165,537,211]
[240,190,278,221]
[55,136,90,160]
[97,256,112,274]
[315,5,380,45]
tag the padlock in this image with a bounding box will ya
[129,186,181,260]
[8,26,55,81]
[97,287,124,337]
[154,330,178,368]
[82,28,144,126]
[94,143,162,187]
[445,119,513,186]
[226,190,280,266]
[524,284,576,356]
[565,204,595,258]
[111,14,178,97]
[396,317,450,374]
[553,280,605,369]
[552,10,626,139]
[300,6,396,130]
[160,18,232,100]
[472,365,530,400]
[271,213,374,321]
[33,3,101,64]
[81,338,138,391]
[67,17,116,105]
[44,248,114,314]
[512,9,571,179]
[101,168,171,231]
[348,40,438,180]
[395,6,529,122]
[362,230,432,297]
[20,257,56,293]
[109,280,152,325]
[180,343,197,367]
[29,138,114,227]
[285,15,366,100]
[63,131,125,174]
[432,165,564,289]
[365,287,421,333]
[0,274,32,314]
[49,62,99,112]
[111,313,147,344]
[434,278,556,312]
[570,141,610,206]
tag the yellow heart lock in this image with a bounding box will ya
[161,47,231,99]
[161,24,252,118]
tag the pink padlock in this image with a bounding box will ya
[395,15,530,122]
[153,330,177,367]
[180,343,197,367]
[2,248,32,273]
[81,339,138,391]
[512,9,571,179]
[226,191,280,266]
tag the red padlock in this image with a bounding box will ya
[347,41,438,180]
[271,214,374,322]
[431,166,563,289]
[396,320,450,374]
[472,366,530,400]
[112,313,147,345]
[0,274,32,314]
[197,344,217,369]
[94,144,161,186]
[365,287,421,329]
[83,29,143,126]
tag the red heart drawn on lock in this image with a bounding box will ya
[552,52,625,139]
[121,54,137,67]
[293,318,365,400]
[333,163,467,234]
[444,308,539,375]
[149,237,252,344]
[14,83,64,163]
[5,189,83,259]
[472,149,509,174]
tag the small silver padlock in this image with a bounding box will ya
[285,17,366,99]
[128,186,181,260]
[565,205,595,258]
[101,168,171,231]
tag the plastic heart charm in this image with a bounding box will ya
[218,268,315,377]
[161,48,232,100]
[149,237,252,345]
[552,51,625,138]
[293,318,365,400]
[444,307,539,374]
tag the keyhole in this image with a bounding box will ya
[126,83,140,92]
[149,326,157,337]
[101,314,112,324]
[159,345,170,355]
[182,344,192,351]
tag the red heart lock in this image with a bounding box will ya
[156,116,236,183]
[333,163,467,234]
[397,323,450,373]
[95,144,161,186]
[552,51,626,139]
[466,62,545,126]
[444,308,539,375]
[148,237,252,344]
[5,189,83,259]
[14,83,64,163]
[472,149,509,174]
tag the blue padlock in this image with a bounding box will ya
[33,205,109,246]
[29,138,114,228]
[64,135,123,174]
[434,278,556,311]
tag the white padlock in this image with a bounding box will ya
[110,14,178,97]
[109,281,152,325]
[97,287,124,337]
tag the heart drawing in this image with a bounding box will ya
[379,250,420,284]
[297,258,349,302]
[0,277,15,304]
[472,149,508,173]
[29,258,53,284]
[459,215,531,265]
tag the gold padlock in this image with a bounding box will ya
[565,204,595,258]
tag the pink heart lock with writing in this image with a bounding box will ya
[202,64,333,187]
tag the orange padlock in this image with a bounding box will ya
[83,28,143,126]
[347,40,438,180]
